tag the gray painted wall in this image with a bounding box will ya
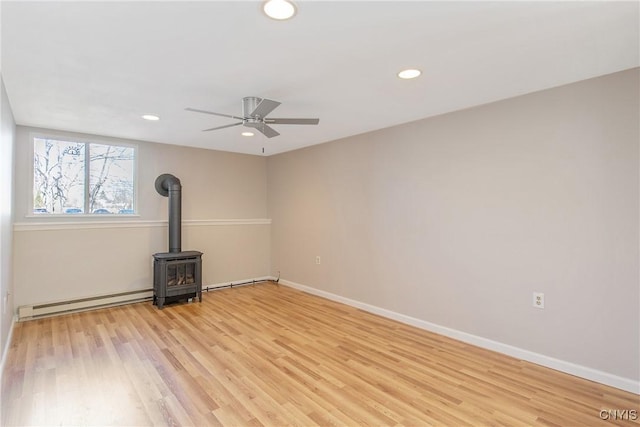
[1,76,16,363]
[267,69,640,381]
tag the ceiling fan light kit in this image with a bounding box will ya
[186,96,319,139]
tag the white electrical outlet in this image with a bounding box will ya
[315,256,321,265]
[533,292,545,309]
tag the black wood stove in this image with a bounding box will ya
[153,251,202,309]
[153,174,203,309]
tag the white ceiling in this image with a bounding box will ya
[2,1,638,156]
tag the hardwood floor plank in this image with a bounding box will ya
[2,283,638,426]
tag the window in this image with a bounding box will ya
[33,137,136,215]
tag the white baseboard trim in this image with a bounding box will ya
[0,315,17,385]
[280,279,640,395]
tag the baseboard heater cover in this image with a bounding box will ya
[17,275,280,320]
[18,289,154,320]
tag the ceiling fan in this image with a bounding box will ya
[186,96,319,138]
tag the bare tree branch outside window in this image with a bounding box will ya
[33,138,135,214]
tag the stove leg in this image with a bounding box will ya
[198,292,202,303]
[157,297,165,309]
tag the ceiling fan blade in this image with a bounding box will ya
[185,107,244,121]
[249,98,281,118]
[259,124,280,138]
[202,122,243,132]
[265,118,320,125]
[246,122,280,138]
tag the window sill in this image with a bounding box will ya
[25,214,141,219]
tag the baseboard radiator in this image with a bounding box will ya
[17,275,280,321]
[17,289,154,320]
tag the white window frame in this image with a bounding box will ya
[28,132,139,218]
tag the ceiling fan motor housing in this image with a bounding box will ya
[242,96,262,118]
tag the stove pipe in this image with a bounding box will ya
[155,174,182,253]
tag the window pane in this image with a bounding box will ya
[89,144,134,214]
[33,138,85,214]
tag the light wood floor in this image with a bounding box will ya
[2,282,638,426]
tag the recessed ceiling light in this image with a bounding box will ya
[241,131,255,137]
[263,0,297,20]
[397,69,422,80]
[142,114,160,121]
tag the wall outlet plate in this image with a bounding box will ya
[533,292,545,309]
